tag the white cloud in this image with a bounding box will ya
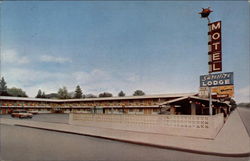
[73,69,111,84]
[40,55,72,63]
[1,49,30,64]
[2,66,197,97]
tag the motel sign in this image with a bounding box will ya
[208,21,222,73]
[200,72,234,87]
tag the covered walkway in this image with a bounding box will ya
[159,96,230,116]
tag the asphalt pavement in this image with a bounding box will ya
[1,124,249,161]
[1,109,250,161]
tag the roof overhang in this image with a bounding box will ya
[0,92,198,102]
[159,96,229,107]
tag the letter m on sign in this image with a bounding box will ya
[209,21,221,31]
[212,21,221,30]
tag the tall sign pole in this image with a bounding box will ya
[199,8,234,115]
[207,14,212,116]
[199,7,223,115]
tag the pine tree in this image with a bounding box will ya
[0,77,8,96]
[74,85,83,98]
[36,89,42,98]
[118,90,125,97]
[41,92,46,98]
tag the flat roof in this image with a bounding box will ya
[0,92,197,102]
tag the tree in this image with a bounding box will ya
[229,98,237,111]
[7,87,28,97]
[133,90,145,96]
[99,92,113,97]
[118,90,125,97]
[57,86,70,99]
[74,85,83,98]
[41,92,46,98]
[0,77,9,96]
[36,89,42,98]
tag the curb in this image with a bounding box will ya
[15,124,250,158]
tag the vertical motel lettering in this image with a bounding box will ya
[208,21,222,72]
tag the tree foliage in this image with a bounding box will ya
[99,92,113,97]
[74,85,83,98]
[133,90,145,96]
[41,92,46,98]
[7,87,28,97]
[36,89,42,98]
[36,89,46,98]
[57,86,70,99]
[118,90,125,97]
[0,77,9,96]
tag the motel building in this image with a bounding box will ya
[0,92,232,139]
[0,92,230,116]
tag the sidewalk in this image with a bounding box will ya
[1,110,249,157]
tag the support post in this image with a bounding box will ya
[208,20,213,116]
[170,105,176,115]
[191,103,196,115]
[209,86,212,115]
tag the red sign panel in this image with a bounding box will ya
[208,21,222,73]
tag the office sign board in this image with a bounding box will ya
[199,87,209,98]
[212,85,234,97]
[200,72,233,87]
[208,21,222,73]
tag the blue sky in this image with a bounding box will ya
[1,1,249,102]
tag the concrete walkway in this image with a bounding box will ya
[1,110,249,157]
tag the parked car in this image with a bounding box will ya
[11,110,33,119]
